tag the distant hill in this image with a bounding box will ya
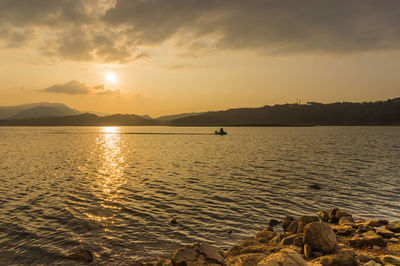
[0,98,399,126]
[0,113,162,126]
[0,102,80,119]
[169,98,400,126]
[157,112,203,121]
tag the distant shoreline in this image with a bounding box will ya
[0,124,399,127]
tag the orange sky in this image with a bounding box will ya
[0,0,399,117]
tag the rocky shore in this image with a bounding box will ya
[132,208,400,266]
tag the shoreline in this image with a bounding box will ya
[85,207,400,265]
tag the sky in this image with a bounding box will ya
[0,0,399,117]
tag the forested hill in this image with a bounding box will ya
[169,98,400,126]
[0,113,162,126]
[0,98,398,126]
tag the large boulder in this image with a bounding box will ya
[257,248,308,266]
[303,222,337,254]
[297,215,319,233]
[386,221,400,233]
[171,243,225,266]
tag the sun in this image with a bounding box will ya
[105,71,117,84]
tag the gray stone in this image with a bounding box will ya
[311,254,358,266]
[257,248,308,266]
[171,243,225,266]
[363,261,382,266]
[303,222,337,254]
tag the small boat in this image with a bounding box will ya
[215,131,227,135]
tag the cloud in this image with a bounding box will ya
[43,80,90,95]
[42,80,119,95]
[1,0,400,63]
[96,89,120,96]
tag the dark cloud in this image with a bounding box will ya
[1,0,400,63]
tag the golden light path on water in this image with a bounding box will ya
[87,127,127,225]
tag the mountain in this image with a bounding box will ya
[169,98,400,126]
[157,112,203,121]
[0,113,162,126]
[0,98,399,126]
[0,102,80,119]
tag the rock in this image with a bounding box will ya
[386,222,400,233]
[67,249,93,263]
[311,253,358,266]
[304,244,312,258]
[356,224,376,234]
[280,235,297,245]
[317,211,330,222]
[336,225,355,236]
[254,228,277,243]
[225,253,266,266]
[269,234,284,246]
[297,215,319,233]
[327,208,340,223]
[349,233,387,248]
[171,243,225,266]
[287,220,298,234]
[287,245,302,254]
[363,260,382,266]
[380,255,400,265]
[365,219,389,227]
[389,237,400,243]
[293,235,304,246]
[169,218,178,225]
[282,216,295,231]
[356,252,379,263]
[338,216,355,225]
[268,219,281,227]
[226,228,233,234]
[377,228,395,238]
[257,248,308,266]
[313,251,323,258]
[303,222,337,254]
[310,184,323,189]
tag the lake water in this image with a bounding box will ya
[0,126,399,264]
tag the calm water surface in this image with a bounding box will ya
[0,126,399,264]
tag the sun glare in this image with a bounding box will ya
[105,72,118,84]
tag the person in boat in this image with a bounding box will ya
[219,128,225,133]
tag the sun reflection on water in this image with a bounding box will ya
[87,127,127,225]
